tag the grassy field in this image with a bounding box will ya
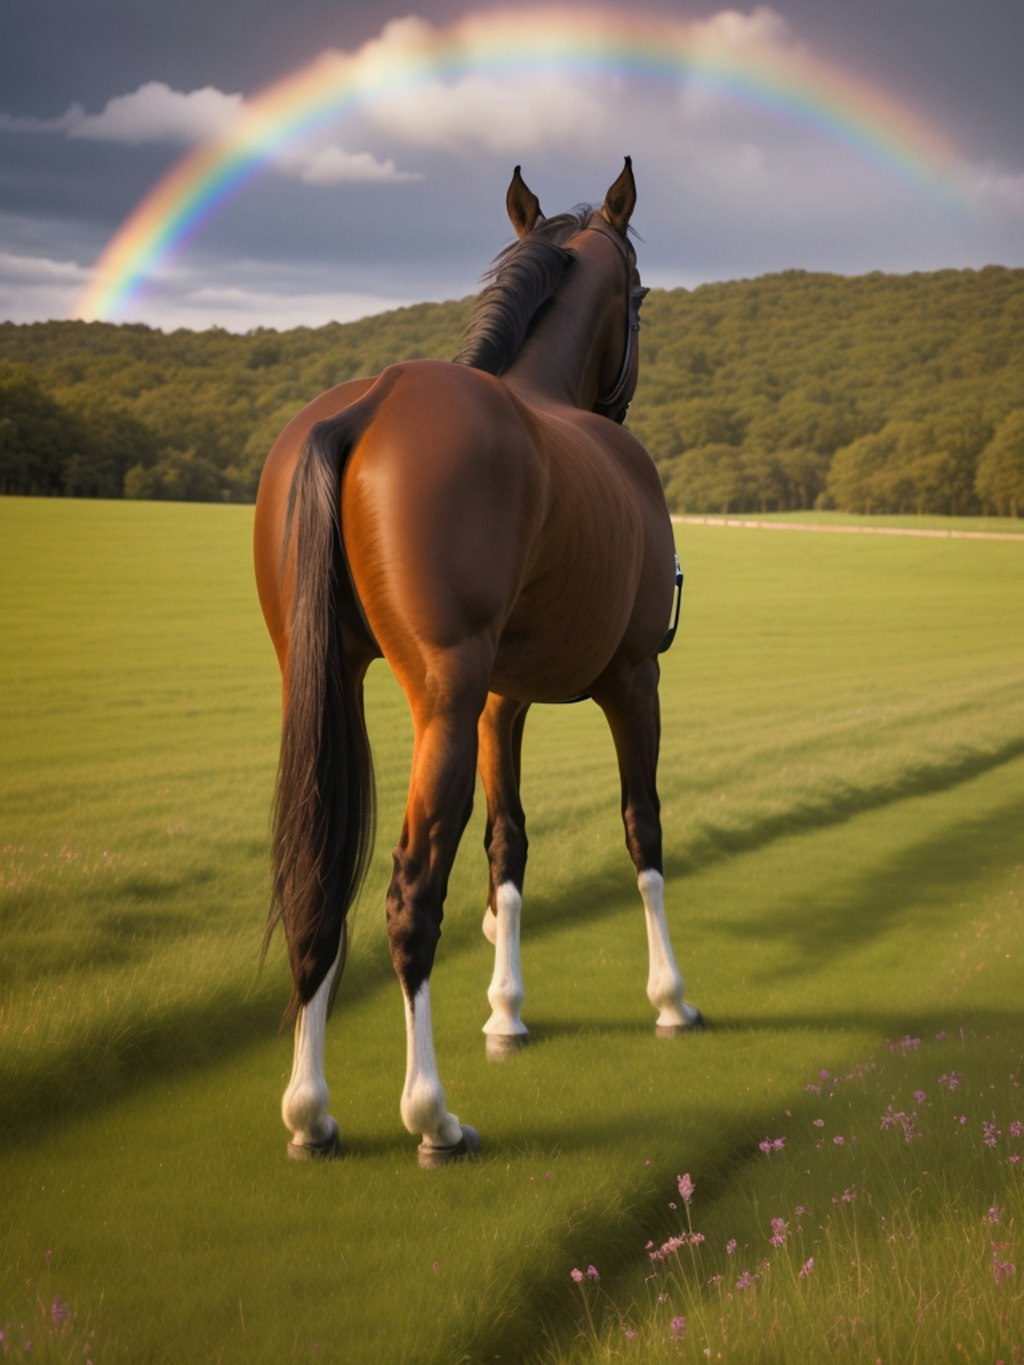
[1,496,1022,1363]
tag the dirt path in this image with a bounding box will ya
[673,515,1024,543]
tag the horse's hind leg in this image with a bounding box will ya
[388,662,488,1165]
[594,657,702,1034]
[281,931,346,1159]
[478,694,530,1057]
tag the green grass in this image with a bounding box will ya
[1,496,1022,1362]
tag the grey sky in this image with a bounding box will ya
[2,0,1021,332]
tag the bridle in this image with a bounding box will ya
[580,216,649,423]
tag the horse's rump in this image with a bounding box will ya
[331,361,675,704]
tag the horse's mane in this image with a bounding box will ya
[453,208,592,376]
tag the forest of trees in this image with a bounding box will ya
[2,265,1023,516]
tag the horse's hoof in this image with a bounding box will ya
[656,1009,706,1037]
[417,1125,482,1169]
[485,1031,529,1061]
[287,1120,342,1161]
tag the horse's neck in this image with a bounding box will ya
[503,264,616,412]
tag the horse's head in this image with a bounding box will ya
[506,159,649,423]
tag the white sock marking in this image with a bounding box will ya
[281,947,341,1147]
[401,981,463,1147]
[483,881,528,1039]
[638,869,698,1028]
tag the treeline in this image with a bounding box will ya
[2,266,1023,515]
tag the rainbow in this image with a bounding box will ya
[73,6,966,322]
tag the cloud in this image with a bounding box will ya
[672,7,813,142]
[177,283,417,330]
[0,106,84,135]
[366,72,608,156]
[968,163,1024,209]
[688,4,797,55]
[0,83,244,145]
[70,81,244,144]
[0,76,419,187]
[0,249,90,323]
[282,145,422,186]
[0,249,89,284]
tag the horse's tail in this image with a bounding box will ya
[265,407,377,1023]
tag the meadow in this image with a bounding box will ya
[1,495,1022,1362]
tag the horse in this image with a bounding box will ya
[253,159,702,1168]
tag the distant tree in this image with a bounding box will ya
[976,410,1024,516]
[827,428,890,514]
[664,444,750,514]
[62,399,159,497]
[124,449,224,502]
[0,362,69,494]
[827,420,971,515]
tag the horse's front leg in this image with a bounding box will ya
[388,681,486,1166]
[478,694,531,1058]
[594,656,703,1034]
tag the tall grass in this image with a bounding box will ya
[1,497,1022,1362]
[552,1023,1024,1362]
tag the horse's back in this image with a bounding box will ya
[339,361,550,691]
[255,359,675,702]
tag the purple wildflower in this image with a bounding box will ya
[992,1244,1016,1285]
[586,1265,600,1281]
[983,1121,1002,1148]
[725,1238,737,1256]
[914,1090,928,1104]
[677,1172,695,1204]
[758,1136,786,1154]
[939,1072,963,1091]
[669,1316,687,1341]
[736,1271,755,1291]
[570,1267,584,1283]
[649,1232,704,1262]
[985,1206,1003,1226]
[1010,1121,1023,1139]
[887,1035,921,1054]
[50,1297,68,1327]
[799,1257,815,1278]
[880,1106,920,1142]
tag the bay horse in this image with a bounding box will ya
[253,159,701,1167]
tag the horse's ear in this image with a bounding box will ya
[507,166,543,238]
[601,156,636,237]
